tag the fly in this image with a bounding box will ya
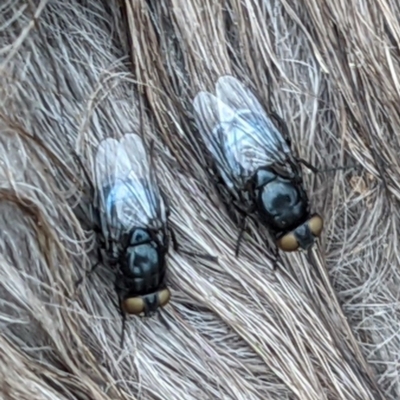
[76,133,175,346]
[77,132,216,346]
[193,76,324,260]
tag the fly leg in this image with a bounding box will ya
[168,224,218,262]
[297,158,319,174]
[271,245,281,271]
[268,113,358,175]
[298,158,359,174]
[231,201,256,259]
[235,213,247,258]
[164,192,217,262]
[114,279,127,348]
[168,224,179,253]
[157,309,171,331]
[162,193,180,255]
[235,213,281,270]
[74,247,102,290]
[74,204,106,290]
[270,112,291,146]
[318,165,359,173]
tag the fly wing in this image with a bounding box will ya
[215,75,294,176]
[193,76,295,190]
[94,134,164,240]
[94,137,120,234]
[193,91,239,189]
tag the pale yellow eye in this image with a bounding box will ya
[277,232,299,252]
[123,297,145,315]
[157,288,171,308]
[308,215,324,237]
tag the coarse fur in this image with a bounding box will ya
[0,0,399,400]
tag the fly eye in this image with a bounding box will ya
[123,297,145,315]
[277,232,299,252]
[308,215,324,237]
[157,288,171,308]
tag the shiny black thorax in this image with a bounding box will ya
[115,227,168,301]
[252,167,310,239]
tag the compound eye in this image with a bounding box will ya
[308,215,324,237]
[157,288,171,308]
[123,297,145,315]
[277,232,299,252]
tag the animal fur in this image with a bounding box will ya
[0,0,398,399]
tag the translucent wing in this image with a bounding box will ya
[193,75,294,189]
[94,133,164,239]
[193,92,239,189]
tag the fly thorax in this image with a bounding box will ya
[259,178,307,231]
[124,243,160,277]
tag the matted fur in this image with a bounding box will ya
[0,0,399,399]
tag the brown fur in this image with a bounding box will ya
[0,0,399,399]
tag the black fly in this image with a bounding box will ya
[193,76,324,258]
[91,133,174,345]
[76,131,218,346]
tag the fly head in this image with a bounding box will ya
[122,288,171,317]
[276,214,324,252]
